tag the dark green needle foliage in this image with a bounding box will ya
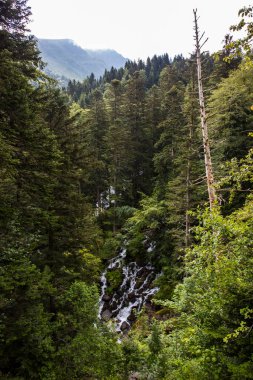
[1,1,253,379]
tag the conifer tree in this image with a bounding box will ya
[123,70,154,205]
[103,79,132,229]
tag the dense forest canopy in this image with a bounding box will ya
[0,1,253,379]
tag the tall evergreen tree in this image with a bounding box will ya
[123,70,154,205]
[103,79,132,229]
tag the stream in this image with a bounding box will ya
[99,248,159,333]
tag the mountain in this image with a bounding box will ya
[37,39,127,82]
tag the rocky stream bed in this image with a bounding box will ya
[99,249,159,333]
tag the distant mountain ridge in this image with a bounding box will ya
[37,39,127,82]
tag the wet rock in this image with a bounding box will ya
[128,291,136,300]
[101,309,112,322]
[116,288,124,297]
[102,294,111,302]
[121,321,130,331]
[99,249,159,331]
[110,301,118,312]
[128,312,136,322]
[137,267,145,276]
[136,278,146,288]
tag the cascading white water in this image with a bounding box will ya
[99,248,159,332]
[98,249,127,319]
[98,271,107,316]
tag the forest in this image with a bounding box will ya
[0,1,253,379]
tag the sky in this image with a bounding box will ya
[27,0,248,60]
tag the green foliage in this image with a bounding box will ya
[121,337,149,376]
[0,0,41,73]
[106,268,124,295]
[54,281,123,379]
[217,146,253,210]
[148,321,163,358]
[208,66,253,212]
[223,5,253,66]
[60,248,102,284]
[209,65,253,164]
[99,231,124,259]
[136,195,253,379]
[125,195,169,263]
[2,1,253,378]
[0,241,55,379]
[0,2,121,378]
[122,136,253,379]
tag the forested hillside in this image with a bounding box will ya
[38,39,127,84]
[0,1,253,379]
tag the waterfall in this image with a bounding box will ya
[99,248,159,333]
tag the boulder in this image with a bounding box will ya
[121,321,130,331]
[101,309,112,322]
[128,291,136,300]
[128,312,136,322]
[102,294,111,302]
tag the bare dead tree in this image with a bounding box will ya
[193,9,217,209]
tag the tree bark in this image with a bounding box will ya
[193,9,217,209]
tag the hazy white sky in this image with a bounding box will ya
[28,0,248,60]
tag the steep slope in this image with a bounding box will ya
[37,39,127,81]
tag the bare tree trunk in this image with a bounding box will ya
[193,9,217,209]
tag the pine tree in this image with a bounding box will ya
[154,66,185,192]
[123,70,154,206]
[103,79,132,230]
[0,0,41,74]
